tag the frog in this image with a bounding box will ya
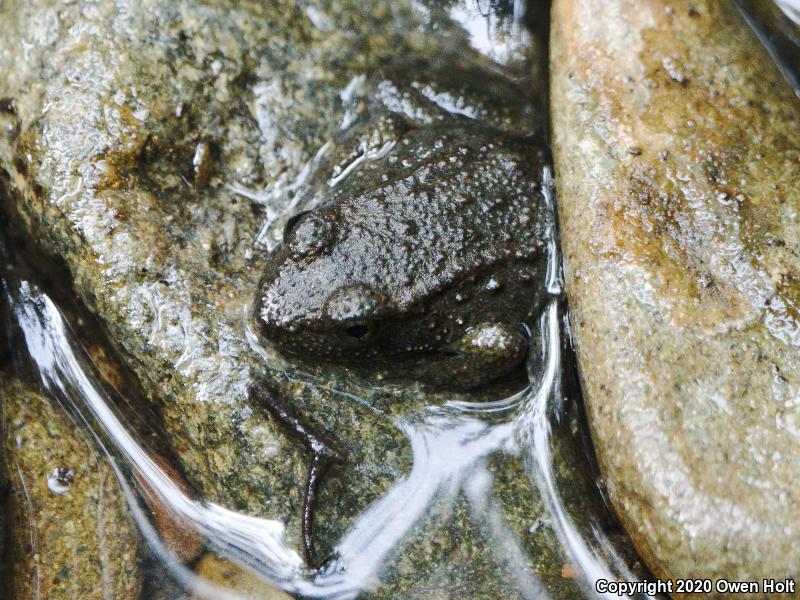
[255,122,550,388]
[250,116,550,567]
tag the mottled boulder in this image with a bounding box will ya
[551,0,800,589]
[0,0,581,596]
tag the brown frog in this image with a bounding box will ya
[255,122,549,389]
[250,117,550,567]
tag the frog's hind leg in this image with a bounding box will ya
[249,382,346,569]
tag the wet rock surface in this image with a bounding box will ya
[0,377,142,599]
[192,553,293,600]
[551,0,800,589]
[0,0,590,596]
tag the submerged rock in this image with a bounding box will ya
[551,0,800,589]
[0,377,142,599]
[0,0,588,596]
[192,553,293,599]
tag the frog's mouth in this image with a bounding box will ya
[349,341,528,390]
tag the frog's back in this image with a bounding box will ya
[318,124,550,311]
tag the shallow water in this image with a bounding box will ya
[1,1,799,598]
[0,167,646,599]
[0,132,642,600]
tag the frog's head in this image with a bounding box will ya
[255,209,405,361]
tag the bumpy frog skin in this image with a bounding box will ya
[256,121,549,388]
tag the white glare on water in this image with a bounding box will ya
[776,0,800,24]
[12,284,305,598]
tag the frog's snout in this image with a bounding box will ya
[256,277,395,358]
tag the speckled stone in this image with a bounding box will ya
[1,377,142,599]
[551,0,800,591]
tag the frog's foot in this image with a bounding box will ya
[249,382,346,569]
[403,322,528,389]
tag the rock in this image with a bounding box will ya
[0,0,586,596]
[0,0,421,555]
[134,453,206,564]
[551,0,800,589]
[0,377,142,599]
[193,553,294,600]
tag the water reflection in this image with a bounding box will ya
[777,0,800,24]
[448,0,531,65]
[7,281,303,587]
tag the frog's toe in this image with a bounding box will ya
[418,322,527,389]
[450,322,527,364]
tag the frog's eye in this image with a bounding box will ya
[336,320,379,346]
[283,210,312,241]
[324,284,391,344]
[343,322,371,340]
